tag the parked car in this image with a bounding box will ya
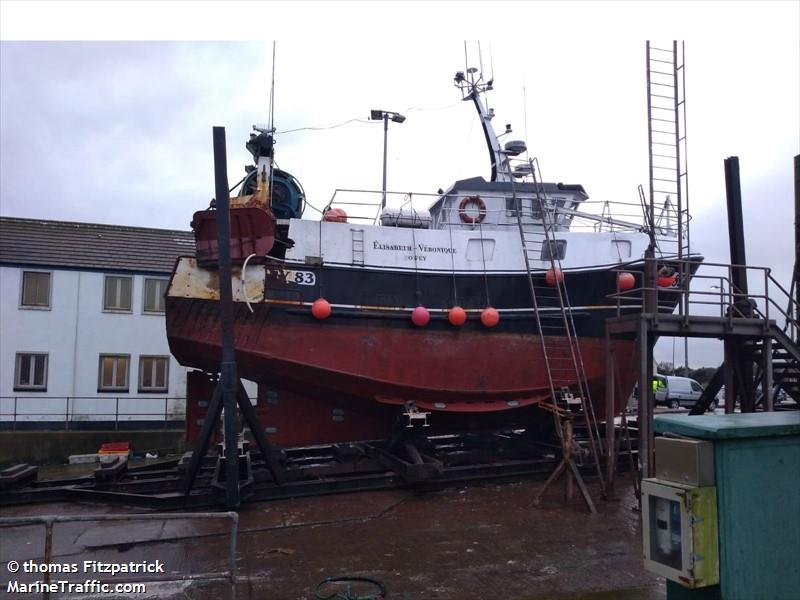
[655,376,713,410]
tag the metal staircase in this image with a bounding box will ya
[512,158,605,493]
[690,276,800,415]
[758,326,800,405]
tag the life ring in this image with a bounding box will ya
[458,195,486,224]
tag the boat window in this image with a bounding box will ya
[506,196,543,220]
[611,240,632,259]
[466,239,495,261]
[540,240,567,261]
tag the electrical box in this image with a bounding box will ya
[642,479,719,588]
[655,437,715,487]
[652,412,800,600]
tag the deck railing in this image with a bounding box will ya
[324,187,683,247]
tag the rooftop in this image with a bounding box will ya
[0,217,195,274]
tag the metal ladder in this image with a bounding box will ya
[351,228,365,265]
[646,40,690,262]
[512,158,605,493]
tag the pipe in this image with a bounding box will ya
[724,156,749,296]
[794,154,799,339]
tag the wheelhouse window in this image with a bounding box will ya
[21,271,51,308]
[104,276,132,312]
[143,278,168,314]
[540,239,567,261]
[98,354,130,392]
[506,196,543,220]
[138,356,169,392]
[14,353,48,391]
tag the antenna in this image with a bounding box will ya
[478,41,484,78]
[268,42,276,132]
[489,44,494,83]
[523,85,529,157]
[463,41,469,78]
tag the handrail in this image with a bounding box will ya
[0,512,238,600]
[323,187,684,238]
[0,396,186,431]
[607,258,799,342]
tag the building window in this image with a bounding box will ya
[104,276,132,312]
[20,271,51,308]
[98,354,130,392]
[14,353,48,391]
[143,278,168,314]
[541,239,567,261]
[139,356,169,392]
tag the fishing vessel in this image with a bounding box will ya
[166,66,699,447]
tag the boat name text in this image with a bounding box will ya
[372,242,457,255]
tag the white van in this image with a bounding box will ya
[659,376,710,409]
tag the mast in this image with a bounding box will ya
[454,68,514,182]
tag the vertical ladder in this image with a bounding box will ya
[646,40,690,261]
[351,228,365,265]
[512,159,605,492]
[647,40,691,372]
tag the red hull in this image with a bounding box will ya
[170,298,637,447]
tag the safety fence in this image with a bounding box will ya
[610,258,798,338]
[0,396,186,431]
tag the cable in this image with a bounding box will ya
[277,118,371,135]
[402,101,459,113]
[315,576,386,600]
[276,102,458,136]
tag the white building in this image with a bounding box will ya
[0,217,196,429]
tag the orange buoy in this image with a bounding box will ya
[311,298,332,320]
[411,306,430,327]
[323,207,348,223]
[480,307,500,327]
[546,268,563,286]
[617,271,635,291]
[658,274,677,288]
[448,306,467,326]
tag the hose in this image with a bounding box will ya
[314,575,386,600]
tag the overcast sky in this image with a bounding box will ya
[1,1,798,367]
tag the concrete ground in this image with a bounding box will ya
[0,477,664,599]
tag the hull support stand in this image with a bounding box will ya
[530,419,597,514]
[182,127,283,508]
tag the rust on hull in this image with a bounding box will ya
[169,294,636,446]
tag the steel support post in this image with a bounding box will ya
[212,126,241,509]
[381,113,389,210]
[724,339,736,414]
[637,317,654,479]
[605,329,616,493]
[794,154,800,343]
[724,156,749,296]
[739,346,755,413]
[43,520,53,600]
[762,336,774,411]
